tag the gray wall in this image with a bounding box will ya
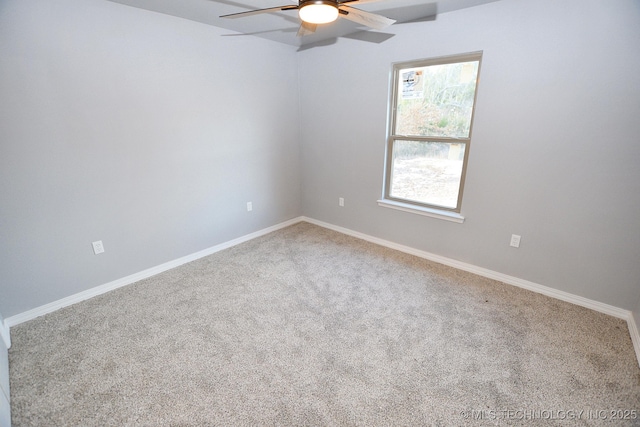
[0,0,301,317]
[298,0,640,310]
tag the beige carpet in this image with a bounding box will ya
[8,222,640,426]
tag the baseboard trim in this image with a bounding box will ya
[5,215,638,368]
[0,321,9,349]
[5,216,304,328]
[628,312,640,369]
[302,216,640,367]
[301,217,631,320]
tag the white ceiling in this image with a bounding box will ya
[107,0,500,48]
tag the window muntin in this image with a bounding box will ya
[384,53,481,213]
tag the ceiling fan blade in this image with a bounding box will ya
[220,5,298,19]
[338,5,395,30]
[297,21,317,37]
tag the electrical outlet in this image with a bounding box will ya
[92,240,105,255]
[339,197,344,207]
[247,202,252,212]
[510,234,521,248]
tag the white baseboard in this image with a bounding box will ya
[0,388,10,427]
[5,216,304,328]
[628,312,640,369]
[5,214,639,368]
[301,217,631,320]
[0,322,8,350]
[302,217,640,366]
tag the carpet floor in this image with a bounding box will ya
[8,222,640,426]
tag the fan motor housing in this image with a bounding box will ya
[299,0,339,7]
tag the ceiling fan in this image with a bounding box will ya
[220,0,396,37]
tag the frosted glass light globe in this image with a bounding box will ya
[299,2,339,24]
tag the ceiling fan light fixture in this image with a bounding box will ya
[298,1,339,24]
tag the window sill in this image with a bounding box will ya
[377,199,465,223]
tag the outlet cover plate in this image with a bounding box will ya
[92,240,105,254]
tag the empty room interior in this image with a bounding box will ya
[1,0,639,425]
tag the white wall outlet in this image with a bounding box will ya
[339,197,344,207]
[92,240,105,255]
[510,234,521,248]
[247,202,252,212]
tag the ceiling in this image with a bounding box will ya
[107,0,500,48]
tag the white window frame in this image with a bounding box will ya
[379,52,482,223]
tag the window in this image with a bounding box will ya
[380,52,482,222]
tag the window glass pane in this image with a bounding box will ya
[395,61,479,138]
[390,140,465,209]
